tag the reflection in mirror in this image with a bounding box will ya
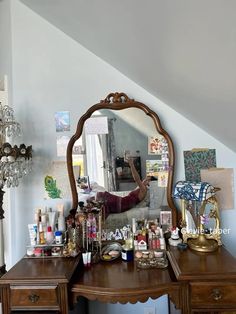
[73,108,169,191]
[67,92,177,227]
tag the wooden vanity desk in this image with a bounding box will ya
[1,246,236,314]
[0,255,80,314]
[2,92,236,314]
[70,245,236,314]
[70,258,180,305]
[167,245,236,313]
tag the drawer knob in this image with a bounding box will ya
[28,293,40,303]
[211,288,222,301]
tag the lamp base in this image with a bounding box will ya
[187,234,218,253]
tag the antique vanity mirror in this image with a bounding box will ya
[67,92,178,227]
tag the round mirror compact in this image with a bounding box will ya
[67,92,178,227]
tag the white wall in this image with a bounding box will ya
[0,0,14,269]
[3,0,236,313]
[0,0,12,88]
[88,296,169,314]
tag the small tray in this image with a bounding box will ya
[100,242,122,261]
[134,249,168,269]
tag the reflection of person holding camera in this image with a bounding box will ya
[96,157,151,218]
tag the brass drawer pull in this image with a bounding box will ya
[211,288,222,301]
[28,293,40,303]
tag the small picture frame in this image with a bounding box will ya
[148,135,168,155]
[160,211,172,226]
[55,111,70,132]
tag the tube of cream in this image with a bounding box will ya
[48,211,57,231]
[28,224,37,246]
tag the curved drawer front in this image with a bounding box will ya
[191,282,236,308]
[10,285,59,309]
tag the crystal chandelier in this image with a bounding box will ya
[0,103,32,189]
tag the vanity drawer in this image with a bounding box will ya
[10,285,59,309]
[191,282,236,307]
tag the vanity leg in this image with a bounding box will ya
[58,283,69,314]
[0,284,10,314]
[180,283,190,314]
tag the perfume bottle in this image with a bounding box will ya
[46,226,54,244]
[38,216,46,245]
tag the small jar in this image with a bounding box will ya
[55,231,63,244]
[121,245,134,262]
[34,247,42,257]
[26,247,34,257]
[51,246,61,256]
[43,247,52,256]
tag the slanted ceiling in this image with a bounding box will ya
[20,0,236,152]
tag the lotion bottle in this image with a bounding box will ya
[57,204,66,232]
[46,226,54,244]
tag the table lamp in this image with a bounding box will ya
[173,181,221,252]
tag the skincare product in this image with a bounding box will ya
[28,224,37,246]
[38,216,46,245]
[26,247,34,257]
[46,226,54,244]
[55,231,63,244]
[34,247,42,257]
[51,247,61,256]
[57,204,66,232]
[48,210,57,231]
[121,245,134,262]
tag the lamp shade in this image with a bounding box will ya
[173,181,215,201]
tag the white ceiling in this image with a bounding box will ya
[20,0,236,152]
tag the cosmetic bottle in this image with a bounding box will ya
[46,226,54,244]
[38,216,46,245]
[55,231,63,244]
[57,204,66,232]
[48,208,56,231]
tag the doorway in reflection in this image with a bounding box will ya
[85,133,106,189]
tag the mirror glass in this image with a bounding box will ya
[73,108,168,190]
[67,93,177,227]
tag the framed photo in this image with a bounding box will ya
[146,159,162,176]
[157,171,169,187]
[72,144,84,155]
[55,111,70,132]
[148,135,168,155]
[160,211,172,226]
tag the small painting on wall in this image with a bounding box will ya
[148,135,168,155]
[55,111,70,132]
[184,148,216,182]
[146,160,161,176]
[157,171,169,187]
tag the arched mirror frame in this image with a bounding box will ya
[67,92,178,226]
